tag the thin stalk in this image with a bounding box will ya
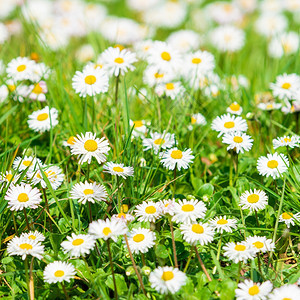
[169,217,178,268]
[172,167,177,198]
[114,74,120,105]
[88,202,93,223]
[106,239,118,300]
[183,248,193,273]
[124,234,147,297]
[229,154,233,186]
[23,208,30,231]
[84,97,88,131]
[29,257,34,300]
[255,211,260,227]
[42,188,52,231]
[12,211,17,233]
[213,232,223,275]
[239,207,246,239]
[141,253,146,267]
[24,257,30,298]
[194,246,212,281]
[236,261,242,283]
[61,282,70,300]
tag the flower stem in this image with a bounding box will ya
[229,154,233,186]
[42,188,52,231]
[169,217,178,268]
[183,248,193,273]
[24,257,30,298]
[172,167,177,198]
[61,282,70,300]
[213,232,223,275]
[194,246,212,281]
[106,239,118,300]
[29,257,35,300]
[236,261,242,283]
[12,211,17,233]
[23,208,30,231]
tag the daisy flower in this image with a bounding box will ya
[279,212,300,228]
[211,113,248,137]
[7,236,44,260]
[160,148,194,171]
[88,218,128,242]
[103,162,134,179]
[209,216,238,233]
[13,156,42,172]
[20,231,45,242]
[5,183,42,211]
[273,136,299,149]
[246,236,275,253]
[159,199,176,216]
[155,81,185,100]
[43,261,76,284]
[172,199,207,224]
[149,266,187,294]
[61,233,96,257]
[223,241,256,263]
[0,170,20,185]
[27,81,48,102]
[235,280,273,300]
[240,189,268,212]
[62,136,76,147]
[70,181,108,204]
[257,102,282,111]
[142,131,175,154]
[257,152,289,179]
[189,113,207,129]
[6,57,36,81]
[269,284,300,300]
[29,165,64,190]
[134,201,162,222]
[180,222,214,245]
[111,212,135,223]
[143,65,174,87]
[126,227,156,254]
[129,120,147,138]
[27,106,59,133]
[222,131,253,154]
[270,73,300,100]
[70,132,110,165]
[101,46,137,76]
[226,102,243,115]
[72,65,109,97]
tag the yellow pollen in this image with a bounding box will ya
[133,120,143,128]
[85,75,96,85]
[114,44,125,51]
[170,150,183,159]
[103,227,112,236]
[224,121,235,129]
[67,136,75,145]
[248,285,260,296]
[19,243,33,250]
[17,193,29,202]
[72,238,84,246]
[84,139,98,152]
[165,83,174,90]
[282,212,293,220]
[8,85,16,92]
[266,104,273,109]
[247,194,259,203]
[154,138,165,145]
[117,213,126,219]
[267,160,278,169]
[161,51,171,61]
[191,117,197,124]
[145,206,156,214]
[217,218,228,225]
[154,72,164,78]
[181,204,194,212]
[282,298,292,300]
[283,137,291,143]
[23,160,32,167]
[281,82,291,89]
[114,57,124,64]
[32,83,43,94]
[233,136,243,143]
[83,189,94,195]
[192,58,202,64]
[94,64,103,69]
[122,204,128,212]
[17,64,26,72]
[161,271,174,281]
[229,103,240,111]
[37,113,48,121]
[253,241,264,249]
[54,270,65,277]
[234,244,246,251]
[113,166,124,173]
[133,234,145,243]
[28,235,36,240]
[191,224,204,234]
[5,174,13,181]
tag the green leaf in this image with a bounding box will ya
[155,244,169,259]
[219,279,237,300]
[197,183,214,197]
[105,274,128,295]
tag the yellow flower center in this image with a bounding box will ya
[17,193,29,202]
[191,117,197,124]
[19,243,33,250]
[84,139,98,152]
[248,285,260,296]
[8,84,16,92]
[37,113,48,121]
[54,270,65,277]
[233,136,243,143]
[154,72,164,78]
[17,64,26,72]
[94,64,103,69]
[283,137,291,143]
[234,244,246,251]
[282,298,292,300]
[114,44,125,51]
[191,224,204,234]
[83,189,94,195]
[28,235,36,240]
[154,138,165,145]
[217,218,228,225]
[67,136,75,145]
[165,83,174,90]
[266,104,273,109]
[103,227,112,236]
[224,121,235,129]
[23,160,32,167]
[145,205,156,214]
[133,120,143,128]
[267,160,278,169]
[32,83,43,94]
[170,150,183,159]
[247,194,259,203]
[133,234,145,243]
[5,174,13,181]
[229,103,240,111]
[161,51,171,61]
[72,238,84,246]
[282,212,293,219]
[181,204,194,212]
[281,82,291,89]
[192,57,202,64]
[114,57,124,64]
[161,271,174,281]
[253,241,264,249]
[113,166,124,173]
[85,75,96,85]
[117,212,126,218]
